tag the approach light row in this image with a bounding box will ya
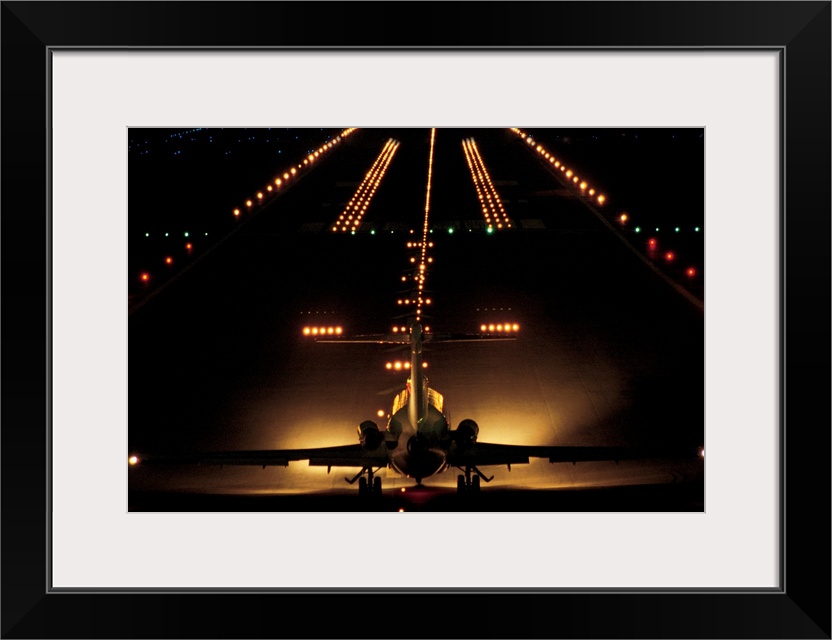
[511,128,606,205]
[333,138,399,233]
[385,361,428,371]
[391,325,430,334]
[412,128,438,325]
[302,326,344,336]
[234,128,356,219]
[480,323,520,333]
[462,138,512,230]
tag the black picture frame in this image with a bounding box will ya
[2,2,829,638]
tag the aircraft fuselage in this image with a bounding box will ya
[385,324,450,480]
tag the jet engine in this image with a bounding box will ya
[357,420,383,450]
[455,419,479,447]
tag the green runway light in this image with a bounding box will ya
[486,227,494,234]
[655,227,660,232]
[634,227,641,233]
[695,227,701,232]
[675,227,680,233]
[448,228,454,234]
[350,231,356,236]
[370,230,375,235]
[145,232,150,237]
[164,232,169,237]
[184,231,189,237]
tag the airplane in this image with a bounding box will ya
[129,322,702,498]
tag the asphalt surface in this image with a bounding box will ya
[128,128,704,512]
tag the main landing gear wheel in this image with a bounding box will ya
[457,474,481,494]
[349,467,383,498]
[456,467,491,494]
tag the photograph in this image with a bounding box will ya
[127,126,705,512]
[3,0,828,637]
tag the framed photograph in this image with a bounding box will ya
[3,2,829,638]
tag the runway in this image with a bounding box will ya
[128,127,704,511]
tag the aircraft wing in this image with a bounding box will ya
[131,444,390,469]
[447,442,699,467]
